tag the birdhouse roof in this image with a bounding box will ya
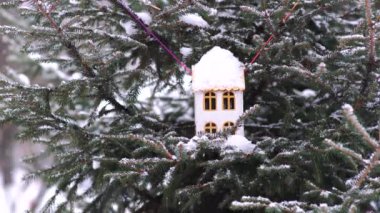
[192,46,245,92]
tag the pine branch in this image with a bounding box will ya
[119,157,174,166]
[73,27,147,48]
[231,105,259,134]
[353,151,380,188]
[248,1,300,64]
[270,64,332,92]
[231,196,311,211]
[32,0,95,78]
[240,6,264,17]
[155,0,192,19]
[99,133,176,160]
[357,0,377,106]
[109,0,192,74]
[323,139,364,163]
[342,104,379,149]
[31,0,134,115]
[339,104,380,189]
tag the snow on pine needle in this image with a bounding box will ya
[179,13,209,28]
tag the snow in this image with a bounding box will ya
[36,185,67,211]
[69,0,79,4]
[293,89,317,98]
[70,72,82,80]
[259,164,291,171]
[0,176,8,213]
[179,13,209,28]
[177,136,198,152]
[180,47,193,59]
[76,178,92,196]
[177,135,255,155]
[17,74,30,85]
[231,200,257,208]
[28,53,83,81]
[320,190,331,198]
[342,104,353,114]
[340,47,366,57]
[120,11,152,36]
[184,139,197,152]
[136,11,152,25]
[233,196,309,211]
[96,100,114,114]
[224,135,255,154]
[337,34,365,41]
[2,67,31,86]
[0,169,45,213]
[163,167,175,187]
[18,1,35,10]
[96,0,112,8]
[192,46,245,91]
[141,0,152,5]
[316,62,327,73]
[370,201,380,211]
[137,75,192,121]
[92,160,100,170]
[120,20,137,35]
[209,9,217,16]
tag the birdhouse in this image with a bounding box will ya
[192,46,245,135]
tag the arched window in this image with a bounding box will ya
[205,122,217,133]
[223,121,234,130]
[223,91,235,110]
[204,91,216,110]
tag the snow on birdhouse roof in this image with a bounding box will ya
[192,46,245,92]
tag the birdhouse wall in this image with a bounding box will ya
[194,90,244,135]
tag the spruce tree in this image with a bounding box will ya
[0,0,379,212]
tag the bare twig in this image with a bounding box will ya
[364,0,376,64]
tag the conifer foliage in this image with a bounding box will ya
[0,0,379,212]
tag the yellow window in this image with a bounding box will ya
[205,122,217,133]
[223,121,234,130]
[204,91,216,110]
[223,91,235,110]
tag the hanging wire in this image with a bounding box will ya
[116,0,300,75]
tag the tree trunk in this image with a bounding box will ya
[0,123,16,186]
[0,36,16,186]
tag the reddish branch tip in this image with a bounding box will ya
[248,1,300,65]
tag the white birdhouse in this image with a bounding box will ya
[192,46,245,135]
